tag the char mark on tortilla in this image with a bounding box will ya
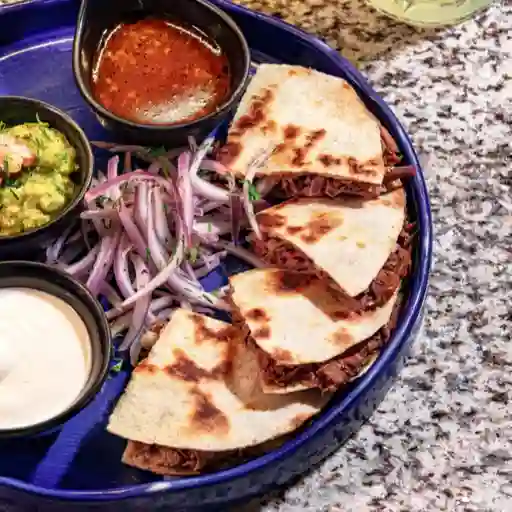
[246,308,270,322]
[189,387,230,435]
[163,348,231,383]
[191,314,239,345]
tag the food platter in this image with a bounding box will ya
[0,0,432,510]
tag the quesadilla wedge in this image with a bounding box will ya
[228,268,401,393]
[217,64,386,199]
[250,187,412,311]
[108,309,328,475]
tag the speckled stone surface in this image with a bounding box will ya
[233,0,512,510]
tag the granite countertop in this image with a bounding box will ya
[232,0,512,510]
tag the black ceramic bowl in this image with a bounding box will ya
[73,0,251,146]
[0,96,93,259]
[0,261,111,439]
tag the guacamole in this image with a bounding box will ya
[0,121,78,235]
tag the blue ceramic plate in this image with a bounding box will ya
[0,0,432,510]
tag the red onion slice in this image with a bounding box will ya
[86,230,121,296]
[119,254,151,351]
[114,236,136,300]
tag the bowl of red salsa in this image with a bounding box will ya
[73,0,251,146]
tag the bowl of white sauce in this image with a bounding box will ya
[0,261,111,438]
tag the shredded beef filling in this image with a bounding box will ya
[125,435,291,476]
[270,162,415,201]
[256,297,402,392]
[124,441,218,476]
[274,175,381,200]
[251,220,414,315]
[269,132,412,201]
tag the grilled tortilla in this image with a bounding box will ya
[251,187,409,305]
[228,269,400,393]
[256,299,401,394]
[217,64,386,199]
[108,309,327,474]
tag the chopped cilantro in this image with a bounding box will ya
[57,152,69,163]
[207,222,212,233]
[145,247,151,261]
[31,136,44,150]
[4,177,21,188]
[244,180,260,201]
[396,152,403,161]
[40,127,51,141]
[149,146,167,159]
[2,156,8,173]
[34,113,49,127]
[110,358,123,373]
[188,246,198,264]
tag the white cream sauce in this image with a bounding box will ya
[0,288,92,430]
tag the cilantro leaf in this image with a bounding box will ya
[246,181,260,201]
[110,358,123,373]
[188,246,198,264]
[4,177,21,188]
[148,146,167,159]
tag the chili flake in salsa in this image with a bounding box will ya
[92,19,231,125]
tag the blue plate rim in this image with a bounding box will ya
[0,0,433,501]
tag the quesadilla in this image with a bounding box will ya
[108,309,327,475]
[217,64,386,199]
[228,269,401,393]
[250,188,411,311]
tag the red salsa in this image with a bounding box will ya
[92,19,231,125]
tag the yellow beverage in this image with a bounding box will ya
[367,0,494,27]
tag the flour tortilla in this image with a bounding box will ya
[107,309,327,452]
[229,269,399,367]
[256,187,406,297]
[349,352,380,382]
[219,64,385,184]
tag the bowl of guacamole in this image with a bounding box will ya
[0,97,93,257]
